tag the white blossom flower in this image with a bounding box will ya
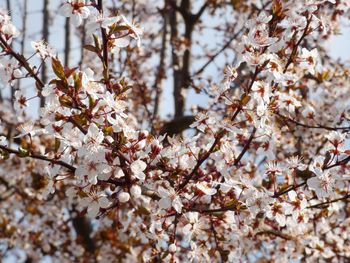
[14,121,43,138]
[120,15,143,47]
[168,243,177,253]
[42,165,60,198]
[182,212,207,241]
[0,58,21,85]
[130,184,142,198]
[78,123,104,156]
[223,65,238,83]
[130,159,147,181]
[0,10,19,39]
[0,136,6,146]
[158,186,183,213]
[266,201,287,227]
[307,170,342,199]
[298,48,318,74]
[75,153,111,184]
[80,192,110,218]
[59,0,90,27]
[286,156,307,171]
[195,182,217,196]
[325,131,346,148]
[31,40,55,59]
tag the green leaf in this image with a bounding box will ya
[84,44,99,53]
[109,25,129,35]
[59,95,73,108]
[18,147,29,158]
[93,34,101,50]
[54,138,60,153]
[241,93,251,105]
[73,72,82,93]
[51,58,65,80]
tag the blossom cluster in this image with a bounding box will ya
[1,0,350,262]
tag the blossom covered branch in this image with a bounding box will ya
[1,0,350,262]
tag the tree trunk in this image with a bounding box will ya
[40,0,49,108]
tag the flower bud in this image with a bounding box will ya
[168,243,177,253]
[118,192,130,203]
[130,185,142,198]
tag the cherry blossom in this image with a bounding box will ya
[31,40,55,59]
[80,191,110,218]
[130,159,147,180]
[158,185,183,213]
[59,0,90,27]
[1,0,350,261]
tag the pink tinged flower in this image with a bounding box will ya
[195,182,217,196]
[120,15,143,47]
[298,48,318,75]
[286,156,307,171]
[301,105,315,119]
[247,27,278,47]
[101,16,120,29]
[42,165,60,198]
[182,212,207,241]
[251,81,270,103]
[31,40,55,59]
[190,112,208,132]
[59,0,90,27]
[255,11,273,25]
[265,161,282,175]
[307,171,339,199]
[256,102,268,117]
[86,15,120,35]
[13,89,28,112]
[223,65,238,83]
[78,123,104,156]
[75,155,111,185]
[104,91,128,114]
[0,10,19,39]
[278,93,302,113]
[285,191,307,216]
[1,23,19,39]
[0,58,21,84]
[158,186,183,213]
[130,159,147,181]
[114,167,125,179]
[13,69,22,78]
[246,191,270,216]
[14,121,43,138]
[266,201,287,227]
[81,193,110,218]
[325,131,346,148]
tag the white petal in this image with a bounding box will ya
[115,38,129,48]
[158,197,171,210]
[131,160,147,174]
[172,197,183,213]
[59,4,73,17]
[71,14,82,27]
[98,196,110,208]
[87,203,99,218]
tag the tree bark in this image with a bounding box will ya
[64,18,71,67]
[16,0,28,95]
[40,0,50,108]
